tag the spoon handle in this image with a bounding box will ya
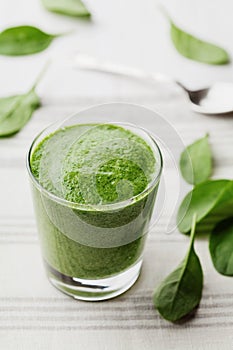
[72,53,174,85]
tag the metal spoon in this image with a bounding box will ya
[72,53,233,115]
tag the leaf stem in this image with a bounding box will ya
[54,30,74,38]
[190,213,197,247]
[158,4,171,23]
[31,60,51,91]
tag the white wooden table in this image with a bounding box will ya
[0,1,233,349]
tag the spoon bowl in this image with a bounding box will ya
[185,82,233,114]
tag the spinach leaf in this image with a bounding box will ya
[177,180,233,234]
[209,218,233,276]
[0,91,40,136]
[153,214,203,322]
[180,134,212,185]
[42,0,91,17]
[170,21,230,65]
[0,65,48,136]
[0,26,58,56]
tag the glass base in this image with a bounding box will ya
[46,260,142,301]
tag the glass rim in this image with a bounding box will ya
[26,111,163,212]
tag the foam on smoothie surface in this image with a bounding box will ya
[31,124,156,205]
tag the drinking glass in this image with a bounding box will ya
[26,103,163,301]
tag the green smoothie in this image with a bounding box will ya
[30,123,160,279]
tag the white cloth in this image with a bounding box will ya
[0,88,233,349]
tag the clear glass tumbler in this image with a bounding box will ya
[26,103,163,301]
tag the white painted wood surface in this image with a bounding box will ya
[0,0,233,349]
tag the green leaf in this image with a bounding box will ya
[170,21,230,65]
[0,26,58,56]
[42,0,91,17]
[0,64,50,136]
[209,218,233,276]
[153,215,203,322]
[0,90,40,136]
[180,134,212,185]
[177,179,233,234]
